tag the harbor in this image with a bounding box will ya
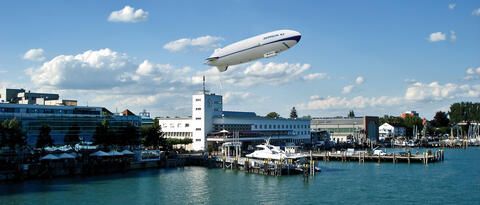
[1,148,479,205]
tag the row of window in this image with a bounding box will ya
[164,132,192,137]
[163,123,190,129]
[253,124,310,130]
[0,107,101,115]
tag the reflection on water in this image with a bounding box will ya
[1,148,480,205]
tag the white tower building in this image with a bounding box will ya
[191,77,223,150]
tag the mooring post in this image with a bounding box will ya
[393,153,396,164]
[408,152,411,164]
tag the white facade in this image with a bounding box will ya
[213,117,310,142]
[158,91,311,151]
[191,93,222,150]
[379,123,406,139]
[159,118,193,138]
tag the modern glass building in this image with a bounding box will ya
[0,92,141,145]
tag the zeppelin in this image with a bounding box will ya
[205,29,301,72]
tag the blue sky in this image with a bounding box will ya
[0,0,479,119]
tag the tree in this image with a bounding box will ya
[266,112,280,119]
[290,107,298,119]
[403,115,423,137]
[431,111,450,127]
[36,124,53,148]
[141,119,165,149]
[64,124,81,145]
[93,120,110,146]
[0,119,26,150]
[348,110,355,118]
[449,102,480,123]
[166,138,193,146]
[379,115,405,127]
[117,123,140,146]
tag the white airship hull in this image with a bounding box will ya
[206,29,301,72]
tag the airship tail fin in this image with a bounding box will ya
[216,66,228,72]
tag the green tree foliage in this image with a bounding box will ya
[116,123,139,146]
[379,115,423,137]
[403,115,423,136]
[141,119,165,149]
[36,124,53,148]
[0,119,26,149]
[290,107,298,119]
[348,110,355,118]
[431,111,450,127]
[379,115,405,127]
[64,124,81,146]
[166,138,193,145]
[93,120,111,146]
[449,102,480,123]
[266,112,280,119]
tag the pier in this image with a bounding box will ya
[208,156,317,177]
[311,149,445,164]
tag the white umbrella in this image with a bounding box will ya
[121,150,135,155]
[57,153,76,159]
[90,151,110,157]
[40,154,59,160]
[108,150,124,156]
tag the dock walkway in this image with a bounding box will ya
[311,150,445,164]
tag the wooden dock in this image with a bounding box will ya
[209,156,317,176]
[311,150,445,164]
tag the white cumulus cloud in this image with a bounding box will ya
[163,36,223,52]
[108,6,148,23]
[28,48,136,89]
[303,73,328,81]
[428,32,446,42]
[404,81,480,101]
[450,30,457,42]
[448,3,456,10]
[342,85,354,94]
[355,76,365,85]
[223,92,253,104]
[473,8,480,16]
[23,48,45,61]
[465,67,480,80]
[298,96,403,110]
[195,62,311,87]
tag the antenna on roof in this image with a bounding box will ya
[203,75,206,94]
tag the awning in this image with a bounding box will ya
[57,153,76,159]
[108,151,124,156]
[121,150,135,155]
[40,154,60,160]
[90,151,110,157]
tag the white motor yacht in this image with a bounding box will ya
[246,139,306,160]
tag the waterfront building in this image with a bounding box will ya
[0,88,65,104]
[158,89,310,151]
[310,116,379,143]
[378,123,406,140]
[0,88,141,145]
[138,109,154,127]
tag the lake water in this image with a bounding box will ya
[1,148,480,205]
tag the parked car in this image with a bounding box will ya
[373,149,386,156]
